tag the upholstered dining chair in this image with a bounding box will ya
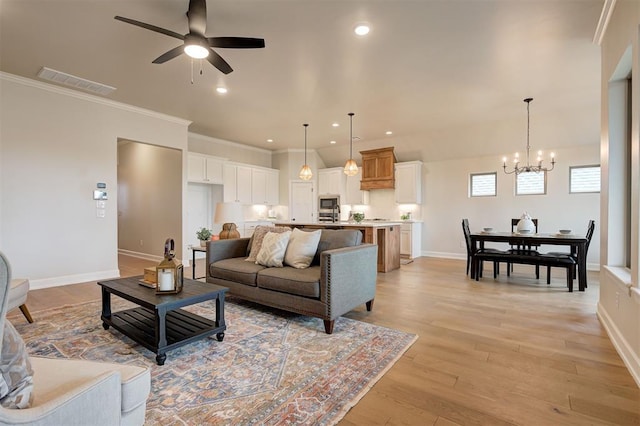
[0,251,151,426]
[8,278,33,323]
[546,220,595,286]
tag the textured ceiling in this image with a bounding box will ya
[0,0,603,165]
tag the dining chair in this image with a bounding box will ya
[546,220,595,285]
[462,219,504,278]
[508,218,540,278]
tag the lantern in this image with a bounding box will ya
[156,238,183,294]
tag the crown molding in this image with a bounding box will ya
[188,132,278,154]
[593,0,617,46]
[0,71,192,126]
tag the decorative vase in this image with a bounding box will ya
[516,212,535,234]
[200,240,207,247]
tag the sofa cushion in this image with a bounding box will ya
[256,231,292,267]
[210,258,266,287]
[245,226,291,263]
[0,321,33,409]
[284,228,322,269]
[257,266,321,298]
[312,229,363,265]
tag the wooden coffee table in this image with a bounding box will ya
[98,276,228,365]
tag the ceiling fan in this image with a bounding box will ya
[114,0,265,74]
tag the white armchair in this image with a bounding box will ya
[0,252,150,425]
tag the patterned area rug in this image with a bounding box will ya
[14,298,417,425]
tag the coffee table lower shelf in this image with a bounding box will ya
[102,307,225,365]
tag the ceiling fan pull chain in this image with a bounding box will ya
[200,59,203,76]
[190,59,194,84]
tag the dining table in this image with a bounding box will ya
[470,231,589,291]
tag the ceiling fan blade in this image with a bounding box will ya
[114,16,184,40]
[207,37,265,49]
[207,49,233,74]
[152,45,185,64]
[187,0,207,36]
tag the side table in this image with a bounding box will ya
[192,246,207,280]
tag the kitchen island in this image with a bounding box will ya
[275,221,401,273]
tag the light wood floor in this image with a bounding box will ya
[8,255,639,426]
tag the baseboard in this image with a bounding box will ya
[30,269,121,290]
[118,249,164,262]
[596,303,640,387]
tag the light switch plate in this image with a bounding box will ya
[96,200,106,209]
[96,209,106,218]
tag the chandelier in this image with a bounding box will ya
[503,98,555,174]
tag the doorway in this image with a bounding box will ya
[290,181,315,222]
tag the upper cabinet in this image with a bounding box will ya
[360,147,396,190]
[222,162,280,205]
[251,168,279,205]
[187,153,224,184]
[223,163,253,204]
[395,161,422,204]
[318,167,346,196]
[344,167,369,205]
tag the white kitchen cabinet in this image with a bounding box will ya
[223,163,252,204]
[395,161,422,204]
[344,167,369,205]
[251,168,279,205]
[400,222,422,259]
[187,153,224,184]
[318,168,346,196]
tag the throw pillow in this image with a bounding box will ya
[284,228,322,269]
[0,322,33,409]
[256,231,292,267]
[246,226,291,263]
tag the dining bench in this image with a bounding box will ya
[472,251,577,291]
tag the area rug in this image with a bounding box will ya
[14,298,417,425]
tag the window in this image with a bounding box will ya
[570,165,601,193]
[470,172,496,197]
[516,171,546,195]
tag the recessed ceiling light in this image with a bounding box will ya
[385,131,393,135]
[332,122,340,127]
[330,140,336,144]
[266,139,273,143]
[216,87,228,94]
[354,24,370,36]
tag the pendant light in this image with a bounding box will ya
[299,123,313,180]
[343,112,358,176]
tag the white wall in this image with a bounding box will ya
[0,73,189,288]
[598,0,640,387]
[422,144,601,267]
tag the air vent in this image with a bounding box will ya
[37,67,116,96]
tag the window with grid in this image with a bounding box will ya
[516,171,546,195]
[570,165,601,193]
[470,172,496,197]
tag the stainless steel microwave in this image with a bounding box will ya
[318,195,340,211]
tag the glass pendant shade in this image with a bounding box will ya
[343,159,358,176]
[299,164,313,180]
[343,112,358,176]
[299,123,312,180]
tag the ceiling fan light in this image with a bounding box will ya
[184,44,209,59]
[344,159,358,176]
[299,164,313,180]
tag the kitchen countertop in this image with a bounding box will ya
[275,221,403,228]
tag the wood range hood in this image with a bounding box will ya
[359,147,397,190]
